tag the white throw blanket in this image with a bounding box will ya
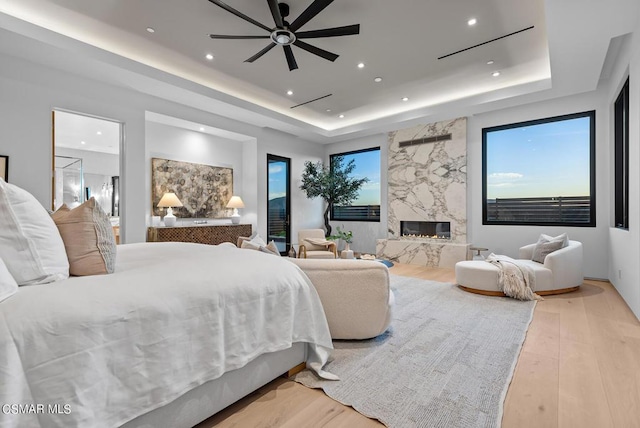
[486,253,543,301]
[305,238,335,247]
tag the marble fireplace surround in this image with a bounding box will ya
[377,117,470,267]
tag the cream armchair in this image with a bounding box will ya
[298,229,337,259]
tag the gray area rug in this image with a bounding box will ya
[293,274,536,428]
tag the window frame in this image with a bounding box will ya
[482,110,596,227]
[330,146,381,222]
[614,78,629,230]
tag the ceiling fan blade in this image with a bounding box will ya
[209,34,270,39]
[283,45,298,71]
[267,0,284,28]
[289,0,334,32]
[207,0,272,32]
[293,40,339,62]
[245,43,277,63]
[296,24,360,39]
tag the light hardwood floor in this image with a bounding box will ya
[198,264,640,428]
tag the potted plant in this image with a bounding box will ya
[329,226,353,249]
[299,155,368,236]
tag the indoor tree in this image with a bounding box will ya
[299,155,368,237]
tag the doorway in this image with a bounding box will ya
[267,154,291,255]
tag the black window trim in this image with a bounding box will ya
[330,146,381,222]
[614,77,629,230]
[482,110,596,227]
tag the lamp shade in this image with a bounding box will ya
[226,196,245,209]
[157,192,183,208]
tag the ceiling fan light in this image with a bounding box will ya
[276,34,291,44]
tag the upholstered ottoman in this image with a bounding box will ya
[289,258,394,340]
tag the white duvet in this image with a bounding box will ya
[0,242,333,428]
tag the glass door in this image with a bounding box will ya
[267,154,291,255]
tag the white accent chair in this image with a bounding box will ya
[298,229,337,259]
[455,240,583,296]
[289,258,394,339]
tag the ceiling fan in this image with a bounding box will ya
[207,0,360,71]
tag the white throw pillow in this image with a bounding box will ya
[0,257,18,302]
[249,233,267,247]
[0,179,69,285]
[540,233,569,248]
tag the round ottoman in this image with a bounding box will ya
[455,260,502,295]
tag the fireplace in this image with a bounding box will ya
[400,221,451,240]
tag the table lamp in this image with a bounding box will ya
[157,192,183,227]
[226,196,245,224]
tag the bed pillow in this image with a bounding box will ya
[52,197,117,276]
[0,179,69,285]
[0,257,18,302]
[532,234,566,263]
[266,240,281,256]
[240,238,280,256]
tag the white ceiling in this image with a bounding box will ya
[0,0,638,142]
[54,110,121,155]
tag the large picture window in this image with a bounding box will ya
[614,78,629,230]
[482,111,596,226]
[330,147,381,222]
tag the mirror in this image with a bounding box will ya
[52,110,122,235]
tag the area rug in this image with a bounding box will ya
[292,274,536,428]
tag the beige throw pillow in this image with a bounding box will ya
[532,238,565,263]
[52,198,117,276]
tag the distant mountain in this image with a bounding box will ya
[268,196,286,211]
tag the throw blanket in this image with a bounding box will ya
[305,238,335,247]
[486,253,543,301]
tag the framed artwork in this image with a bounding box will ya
[0,155,7,182]
[151,158,233,218]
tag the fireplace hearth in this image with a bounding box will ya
[401,221,451,240]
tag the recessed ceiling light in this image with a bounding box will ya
[467,18,477,26]
[492,71,501,77]
[286,90,293,96]
[402,97,409,102]
[357,62,365,69]
[146,27,155,33]
[326,109,332,112]
[199,127,205,131]
[486,60,494,65]
[81,141,86,145]
[339,114,345,118]
[96,131,102,135]
[374,77,383,83]
[205,53,214,61]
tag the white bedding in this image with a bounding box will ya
[0,242,333,428]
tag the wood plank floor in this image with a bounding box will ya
[198,263,640,428]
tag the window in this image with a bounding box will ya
[330,147,381,221]
[482,111,596,226]
[614,78,629,229]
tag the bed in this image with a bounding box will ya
[0,242,334,428]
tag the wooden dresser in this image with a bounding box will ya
[147,224,252,246]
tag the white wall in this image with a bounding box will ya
[325,133,388,254]
[0,52,324,244]
[468,90,610,279]
[606,27,640,318]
